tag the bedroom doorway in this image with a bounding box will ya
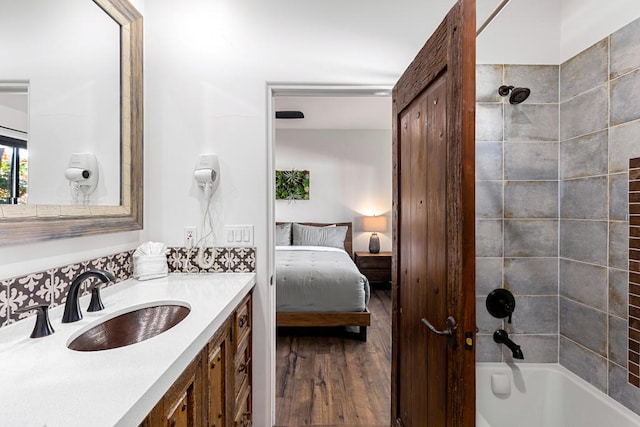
[267,85,393,427]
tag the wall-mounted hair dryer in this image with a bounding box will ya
[64,153,99,204]
[194,153,220,195]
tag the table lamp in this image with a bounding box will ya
[362,215,387,254]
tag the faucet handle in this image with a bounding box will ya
[87,283,105,312]
[16,305,55,338]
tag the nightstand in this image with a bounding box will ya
[354,251,392,284]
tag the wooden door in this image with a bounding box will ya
[391,0,476,426]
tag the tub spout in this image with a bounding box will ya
[493,329,524,360]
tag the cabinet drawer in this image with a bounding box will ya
[234,384,252,427]
[357,256,391,269]
[364,269,391,282]
[234,340,251,397]
[234,295,251,350]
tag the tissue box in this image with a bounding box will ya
[133,255,168,281]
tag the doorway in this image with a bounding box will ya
[267,85,393,426]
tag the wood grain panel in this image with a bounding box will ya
[275,288,391,427]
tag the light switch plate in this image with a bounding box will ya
[224,225,253,246]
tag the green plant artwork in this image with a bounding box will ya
[275,170,310,200]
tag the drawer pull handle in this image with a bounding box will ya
[239,314,249,328]
[182,402,187,411]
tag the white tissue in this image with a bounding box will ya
[133,241,168,257]
[133,241,169,280]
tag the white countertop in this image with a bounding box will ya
[0,273,256,427]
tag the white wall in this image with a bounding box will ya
[275,129,392,253]
[0,0,121,205]
[561,0,640,62]
[144,1,453,424]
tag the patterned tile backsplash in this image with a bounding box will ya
[0,247,255,328]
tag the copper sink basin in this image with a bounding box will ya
[67,304,190,352]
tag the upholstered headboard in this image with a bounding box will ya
[276,222,353,258]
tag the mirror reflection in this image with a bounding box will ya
[0,0,120,206]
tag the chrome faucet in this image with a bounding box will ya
[493,329,524,360]
[62,269,115,323]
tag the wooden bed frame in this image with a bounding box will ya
[275,221,371,340]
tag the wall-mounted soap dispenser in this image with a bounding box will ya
[64,153,99,205]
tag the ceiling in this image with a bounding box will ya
[272,0,556,131]
[274,95,392,130]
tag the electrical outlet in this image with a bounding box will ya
[184,226,197,248]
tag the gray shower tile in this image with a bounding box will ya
[609,315,628,367]
[611,68,640,126]
[501,334,558,363]
[504,142,558,180]
[560,296,607,356]
[559,259,607,310]
[477,65,503,102]
[610,119,640,173]
[476,181,503,218]
[609,267,629,319]
[476,334,502,362]
[507,295,557,334]
[504,220,558,257]
[504,181,558,219]
[504,104,559,141]
[477,296,503,334]
[476,220,503,257]
[504,257,558,295]
[476,103,503,141]
[609,221,629,270]
[560,176,608,220]
[504,65,559,104]
[560,130,608,179]
[610,172,629,221]
[559,220,608,265]
[476,141,503,181]
[476,257,503,295]
[560,336,608,392]
[560,38,608,101]
[560,85,609,140]
[609,362,640,415]
[611,17,640,79]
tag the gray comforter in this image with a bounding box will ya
[276,246,370,312]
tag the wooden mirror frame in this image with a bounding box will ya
[0,0,143,246]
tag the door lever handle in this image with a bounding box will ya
[421,316,457,336]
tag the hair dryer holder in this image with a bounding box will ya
[486,288,516,323]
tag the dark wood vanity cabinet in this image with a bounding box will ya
[232,294,252,427]
[143,352,203,427]
[141,291,253,427]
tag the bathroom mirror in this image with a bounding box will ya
[0,0,143,246]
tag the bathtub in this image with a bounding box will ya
[476,363,640,427]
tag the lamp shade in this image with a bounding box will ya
[362,215,387,232]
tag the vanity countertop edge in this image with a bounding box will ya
[0,272,256,427]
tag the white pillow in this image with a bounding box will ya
[292,223,348,249]
[276,223,292,246]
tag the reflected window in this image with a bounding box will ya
[0,136,28,204]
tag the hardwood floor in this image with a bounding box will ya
[275,287,391,427]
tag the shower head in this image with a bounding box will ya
[498,85,531,104]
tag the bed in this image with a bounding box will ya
[275,222,371,340]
